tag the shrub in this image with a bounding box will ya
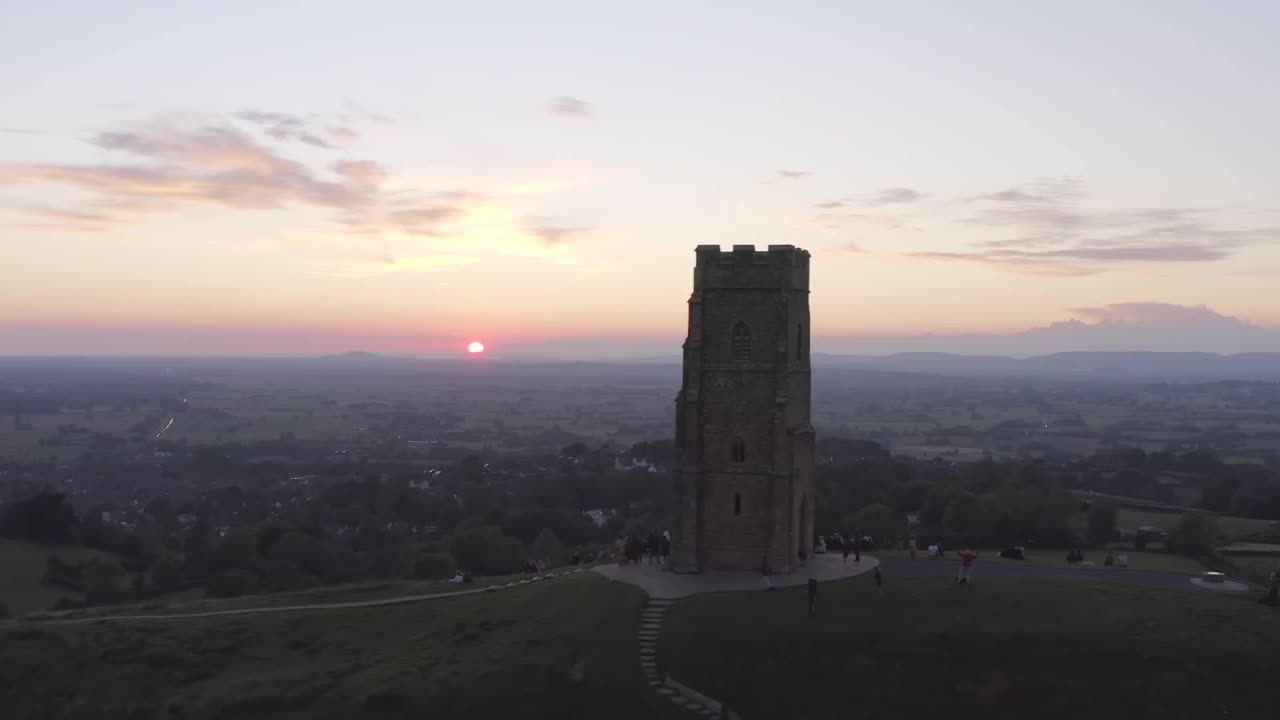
[207,569,259,598]
[1086,503,1117,546]
[450,525,525,575]
[411,551,456,580]
[1166,512,1218,555]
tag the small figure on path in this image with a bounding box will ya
[908,535,917,561]
[660,532,671,566]
[853,534,862,563]
[841,534,851,562]
[873,565,883,593]
[957,550,979,584]
[1259,566,1280,607]
[807,577,818,618]
[646,532,660,565]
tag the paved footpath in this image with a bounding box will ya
[592,553,880,599]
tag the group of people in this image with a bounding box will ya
[819,533,866,562]
[1102,550,1130,567]
[616,530,672,566]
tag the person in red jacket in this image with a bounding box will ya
[957,550,979,584]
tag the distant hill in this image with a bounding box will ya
[816,351,1280,380]
[316,351,384,362]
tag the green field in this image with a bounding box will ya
[666,575,1280,720]
[0,574,670,720]
[892,445,989,462]
[0,540,123,616]
[1219,542,1280,557]
[1073,491,1277,542]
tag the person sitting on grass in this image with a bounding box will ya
[449,570,466,584]
[1116,552,1129,568]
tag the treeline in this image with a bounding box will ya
[0,440,678,609]
[1076,447,1280,519]
[816,452,1079,550]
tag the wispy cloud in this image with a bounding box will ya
[0,111,591,276]
[778,169,812,180]
[548,96,593,118]
[235,109,356,149]
[822,179,1278,275]
[528,224,588,247]
[1066,302,1253,328]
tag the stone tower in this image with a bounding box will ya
[671,245,815,574]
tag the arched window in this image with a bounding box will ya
[795,323,803,360]
[731,322,751,360]
[733,492,742,516]
[732,436,745,463]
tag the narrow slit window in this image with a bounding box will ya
[731,322,751,360]
[732,436,745,463]
[733,492,742,516]
[795,323,803,360]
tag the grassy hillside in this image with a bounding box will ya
[666,574,1280,720]
[0,574,670,720]
[0,539,123,616]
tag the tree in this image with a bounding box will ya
[1086,503,1117,546]
[0,491,78,543]
[207,569,258,598]
[449,525,525,575]
[411,551,456,580]
[83,559,132,606]
[269,531,336,582]
[208,531,259,572]
[846,504,902,545]
[149,556,181,593]
[530,528,567,564]
[1165,512,1218,555]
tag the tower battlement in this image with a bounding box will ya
[692,245,810,291]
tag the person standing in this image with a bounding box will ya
[646,532,660,565]
[841,534,851,563]
[659,532,671,566]
[908,535,917,561]
[807,577,818,618]
[1259,566,1280,606]
[853,534,862,563]
[957,549,979,584]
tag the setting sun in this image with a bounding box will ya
[467,341,485,354]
